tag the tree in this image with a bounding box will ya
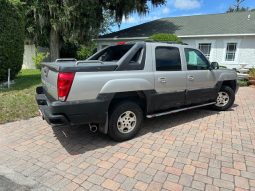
[227,0,249,12]
[23,0,166,61]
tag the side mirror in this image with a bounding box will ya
[210,62,219,70]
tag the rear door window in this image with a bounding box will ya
[90,44,133,62]
[155,47,182,71]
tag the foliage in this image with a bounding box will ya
[226,0,249,12]
[77,43,97,60]
[148,33,182,43]
[249,68,255,77]
[238,79,250,87]
[0,69,41,124]
[0,0,25,82]
[227,6,249,12]
[22,0,166,60]
[32,49,49,70]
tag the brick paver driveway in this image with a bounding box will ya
[0,87,255,191]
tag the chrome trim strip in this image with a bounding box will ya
[146,102,216,118]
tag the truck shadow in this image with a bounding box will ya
[52,107,230,155]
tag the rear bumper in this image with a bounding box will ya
[36,86,109,127]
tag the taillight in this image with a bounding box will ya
[117,41,126,45]
[57,72,75,101]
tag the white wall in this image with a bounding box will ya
[97,36,255,69]
[22,44,36,69]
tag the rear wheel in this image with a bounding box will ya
[212,86,235,111]
[108,101,143,141]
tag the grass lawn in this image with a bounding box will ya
[0,69,41,124]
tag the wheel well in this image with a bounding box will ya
[109,91,147,112]
[221,80,236,92]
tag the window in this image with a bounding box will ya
[225,43,237,61]
[90,44,133,62]
[130,48,144,64]
[198,43,211,59]
[155,47,181,71]
[185,48,210,70]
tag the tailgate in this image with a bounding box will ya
[41,63,59,100]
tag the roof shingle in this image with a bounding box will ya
[100,11,255,39]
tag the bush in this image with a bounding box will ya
[238,79,250,87]
[148,33,182,43]
[32,49,49,70]
[249,68,255,77]
[77,43,97,60]
[0,0,25,82]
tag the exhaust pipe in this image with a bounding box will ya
[89,124,98,133]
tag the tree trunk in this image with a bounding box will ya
[50,28,60,61]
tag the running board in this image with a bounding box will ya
[146,102,216,118]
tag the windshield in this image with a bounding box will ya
[89,44,134,62]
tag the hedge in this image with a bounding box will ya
[0,0,25,82]
[149,33,182,43]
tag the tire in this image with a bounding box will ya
[108,101,143,141]
[212,86,235,111]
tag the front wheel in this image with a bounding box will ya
[212,86,235,111]
[108,101,143,142]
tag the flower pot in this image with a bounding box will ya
[249,79,255,86]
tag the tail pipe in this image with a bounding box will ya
[89,124,98,133]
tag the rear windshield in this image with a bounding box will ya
[89,44,134,62]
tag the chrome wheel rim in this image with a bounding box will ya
[216,91,230,107]
[117,111,137,134]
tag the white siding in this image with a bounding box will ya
[182,36,255,69]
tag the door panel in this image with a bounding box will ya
[186,70,217,104]
[184,48,218,105]
[152,46,187,112]
[153,71,187,111]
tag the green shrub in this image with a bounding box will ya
[148,33,182,43]
[77,43,97,60]
[249,68,255,77]
[0,0,25,82]
[32,49,49,70]
[238,79,250,87]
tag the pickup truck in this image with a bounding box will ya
[36,41,238,141]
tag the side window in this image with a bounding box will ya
[185,48,210,70]
[155,47,182,71]
[129,48,144,64]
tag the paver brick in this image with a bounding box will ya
[222,167,240,176]
[213,179,234,190]
[183,165,196,175]
[120,167,137,177]
[102,179,120,190]
[179,174,193,187]
[234,176,249,190]
[134,181,148,191]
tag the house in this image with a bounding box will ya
[97,11,255,69]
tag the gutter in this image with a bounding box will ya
[95,33,255,41]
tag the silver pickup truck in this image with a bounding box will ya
[36,41,238,141]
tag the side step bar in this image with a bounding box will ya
[146,102,216,118]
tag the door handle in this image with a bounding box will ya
[188,75,194,81]
[158,77,167,83]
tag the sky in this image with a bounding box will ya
[111,0,255,32]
